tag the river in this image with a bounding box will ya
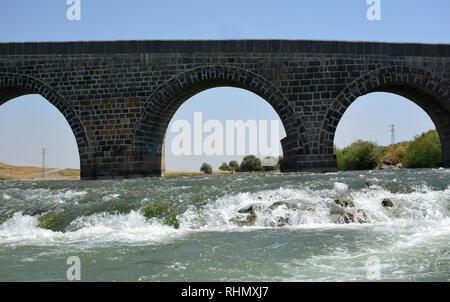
[0,169,449,281]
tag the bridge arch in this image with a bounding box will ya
[133,65,309,175]
[319,66,450,167]
[0,73,90,174]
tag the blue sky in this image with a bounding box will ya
[0,1,448,170]
[1,1,449,43]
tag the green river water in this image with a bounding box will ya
[0,169,449,281]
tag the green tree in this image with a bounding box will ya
[336,140,381,171]
[333,144,342,159]
[402,130,442,168]
[239,155,263,172]
[200,163,213,174]
[228,160,240,172]
[219,162,230,171]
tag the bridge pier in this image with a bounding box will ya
[279,136,337,173]
[438,122,450,168]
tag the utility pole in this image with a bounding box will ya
[42,148,46,178]
[390,125,395,145]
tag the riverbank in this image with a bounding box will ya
[163,170,280,176]
[0,162,80,181]
[335,130,442,171]
[0,162,281,181]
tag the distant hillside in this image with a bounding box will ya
[0,162,80,181]
[0,162,50,175]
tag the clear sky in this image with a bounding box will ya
[0,1,448,170]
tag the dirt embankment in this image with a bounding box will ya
[0,162,80,181]
[0,162,280,181]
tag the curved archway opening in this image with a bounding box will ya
[333,92,442,170]
[0,94,80,179]
[335,92,437,148]
[133,66,307,176]
[320,68,449,170]
[164,87,287,173]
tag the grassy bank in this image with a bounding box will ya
[334,130,442,171]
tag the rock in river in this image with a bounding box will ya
[330,209,367,224]
[230,213,257,227]
[269,201,298,210]
[237,203,263,214]
[382,198,394,208]
[334,199,354,208]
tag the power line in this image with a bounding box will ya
[390,125,395,145]
[42,148,46,178]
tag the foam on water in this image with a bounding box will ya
[0,211,184,247]
[0,170,448,281]
[1,181,449,247]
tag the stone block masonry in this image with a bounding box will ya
[0,40,448,179]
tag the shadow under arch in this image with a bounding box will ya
[319,66,450,167]
[0,73,90,172]
[133,65,309,175]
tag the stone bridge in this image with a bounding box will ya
[0,40,448,179]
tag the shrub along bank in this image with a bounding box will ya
[334,130,442,170]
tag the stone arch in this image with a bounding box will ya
[133,65,309,175]
[0,72,90,167]
[319,66,450,167]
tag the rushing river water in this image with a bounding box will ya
[0,169,449,282]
